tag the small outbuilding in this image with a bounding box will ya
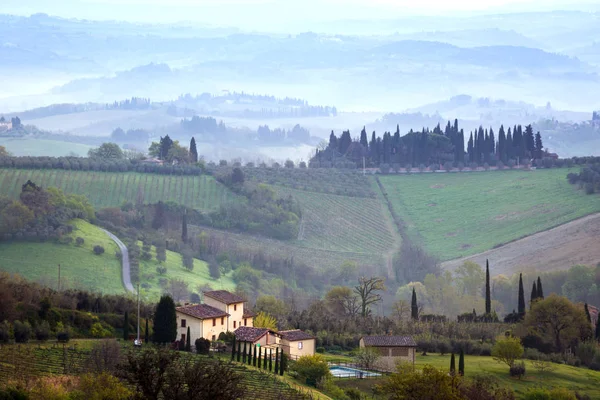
[279,330,316,359]
[359,335,417,371]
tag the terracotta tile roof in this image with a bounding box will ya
[204,290,245,305]
[243,308,257,318]
[176,304,228,320]
[234,326,275,342]
[362,336,416,347]
[278,330,315,341]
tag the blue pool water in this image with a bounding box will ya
[329,365,381,378]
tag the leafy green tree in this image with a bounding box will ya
[379,364,462,400]
[355,347,380,370]
[458,350,464,376]
[0,145,11,157]
[0,201,34,233]
[492,336,524,369]
[88,142,124,159]
[254,312,277,330]
[123,311,129,341]
[290,355,331,386]
[455,261,484,297]
[153,295,177,344]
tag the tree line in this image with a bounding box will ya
[311,120,546,169]
[567,161,600,194]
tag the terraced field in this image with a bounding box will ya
[273,186,398,254]
[0,169,238,211]
[379,168,600,261]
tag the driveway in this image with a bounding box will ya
[102,229,135,293]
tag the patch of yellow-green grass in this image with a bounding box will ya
[0,219,125,295]
[137,243,236,301]
[378,169,600,260]
[414,353,600,398]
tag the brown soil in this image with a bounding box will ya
[442,213,600,276]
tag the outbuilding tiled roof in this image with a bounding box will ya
[361,336,417,347]
[204,290,246,305]
[278,330,315,341]
[234,326,275,342]
[176,304,228,320]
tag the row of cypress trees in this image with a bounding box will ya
[449,350,465,376]
[230,336,286,376]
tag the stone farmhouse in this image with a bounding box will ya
[233,326,316,359]
[359,335,417,371]
[176,290,256,344]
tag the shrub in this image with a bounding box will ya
[522,388,576,400]
[93,245,105,255]
[590,353,600,371]
[13,320,32,343]
[0,320,10,343]
[195,338,210,355]
[479,343,493,356]
[509,362,526,379]
[75,237,84,246]
[0,387,29,399]
[57,331,70,343]
[492,336,523,368]
[344,387,362,400]
[156,266,167,275]
[316,347,325,353]
[35,321,51,342]
[291,354,332,387]
[71,372,133,400]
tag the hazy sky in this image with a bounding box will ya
[2,0,599,29]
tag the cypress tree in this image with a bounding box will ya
[258,346,262,369]
[280,352,286,376]
[537,276,544,299]
[123,311,129,341]
[518,273,526,317]
[231,336,236,361]
[253,345,257,367]
[189,137,198,163]
[531,281,537,309]
[269,349,273,372]
[585,303,592,323]
[153,295,177,344]
[182,211,188,243]
[411,287,418,320]
[237,340,242,362]
[248,344,253,365]
[467,133,474,163]
[243,342,247,363]
[144,318,149,344]
[264,349,268,370]
[458,350,465,376]
[450,353,456,375]
[185,326,191,352]
[274,348,279,374]
[485,260,491,315]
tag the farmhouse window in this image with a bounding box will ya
[221,317,224,325]
[391,347,409,357]
[234,304,237,311]
[212,318,216,326]
[181,319,186,328]
[298,342,303,350]
[234,321,237,328]
[244,318,247,326]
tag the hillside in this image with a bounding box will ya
[0,169,238,211]
[0,219,233,300]
[378,168,600,261]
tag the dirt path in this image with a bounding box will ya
[441,213,600,276]
[102,228,135,293]
[374,177,404,281]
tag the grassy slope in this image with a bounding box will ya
[0,138,93,157]
[0,169,238,212]
[379,169,600,261]
[0,219,234,300]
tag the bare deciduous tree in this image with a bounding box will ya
[354,276,386,317]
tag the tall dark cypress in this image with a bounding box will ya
[530,282,537,309]
[450,353,456,375]
[144,318,149,344]
[186,326,191,352]
[458,350,465,376]
[274,348,279,374]
[498,125,506,162]
[485,260,491,315]
[518,273,526,317]
[269,349,273,372]
[596,316,600,341]
[264,349,268,369]
[181,210,188,243]
[231,336,236,361]
[537,277,544,299]
[489,128,495,157]
[242,342,247,363]
[280,352,286,376]
[189,137,198,163]
[506,129,513,161]
[258,346,262,369]
[153,295,177,344]
[534,132,543,159]
[360,126,369,150]
[123,311,129,341]
[248,343,252,365]
[467,133,474,163]
[237,340,241,362]
[585,303,592,323]
[411,287,419,320]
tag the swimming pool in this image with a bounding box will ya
[329,365,381,378]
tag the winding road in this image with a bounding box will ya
[102,229,135,293]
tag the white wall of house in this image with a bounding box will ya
[280,338,316,359]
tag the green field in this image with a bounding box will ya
[0,169,238,211]
[0,219,235,300]
[0,137,93,157]
[379,169,600,260]
[273,186,398,254]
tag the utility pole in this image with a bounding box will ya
[58,264,61,291]
[137,282,141,342]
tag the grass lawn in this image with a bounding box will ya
[0,219,124,294]
[378,169,600,260]
[414,353,600,398]
[0,137,93,157]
